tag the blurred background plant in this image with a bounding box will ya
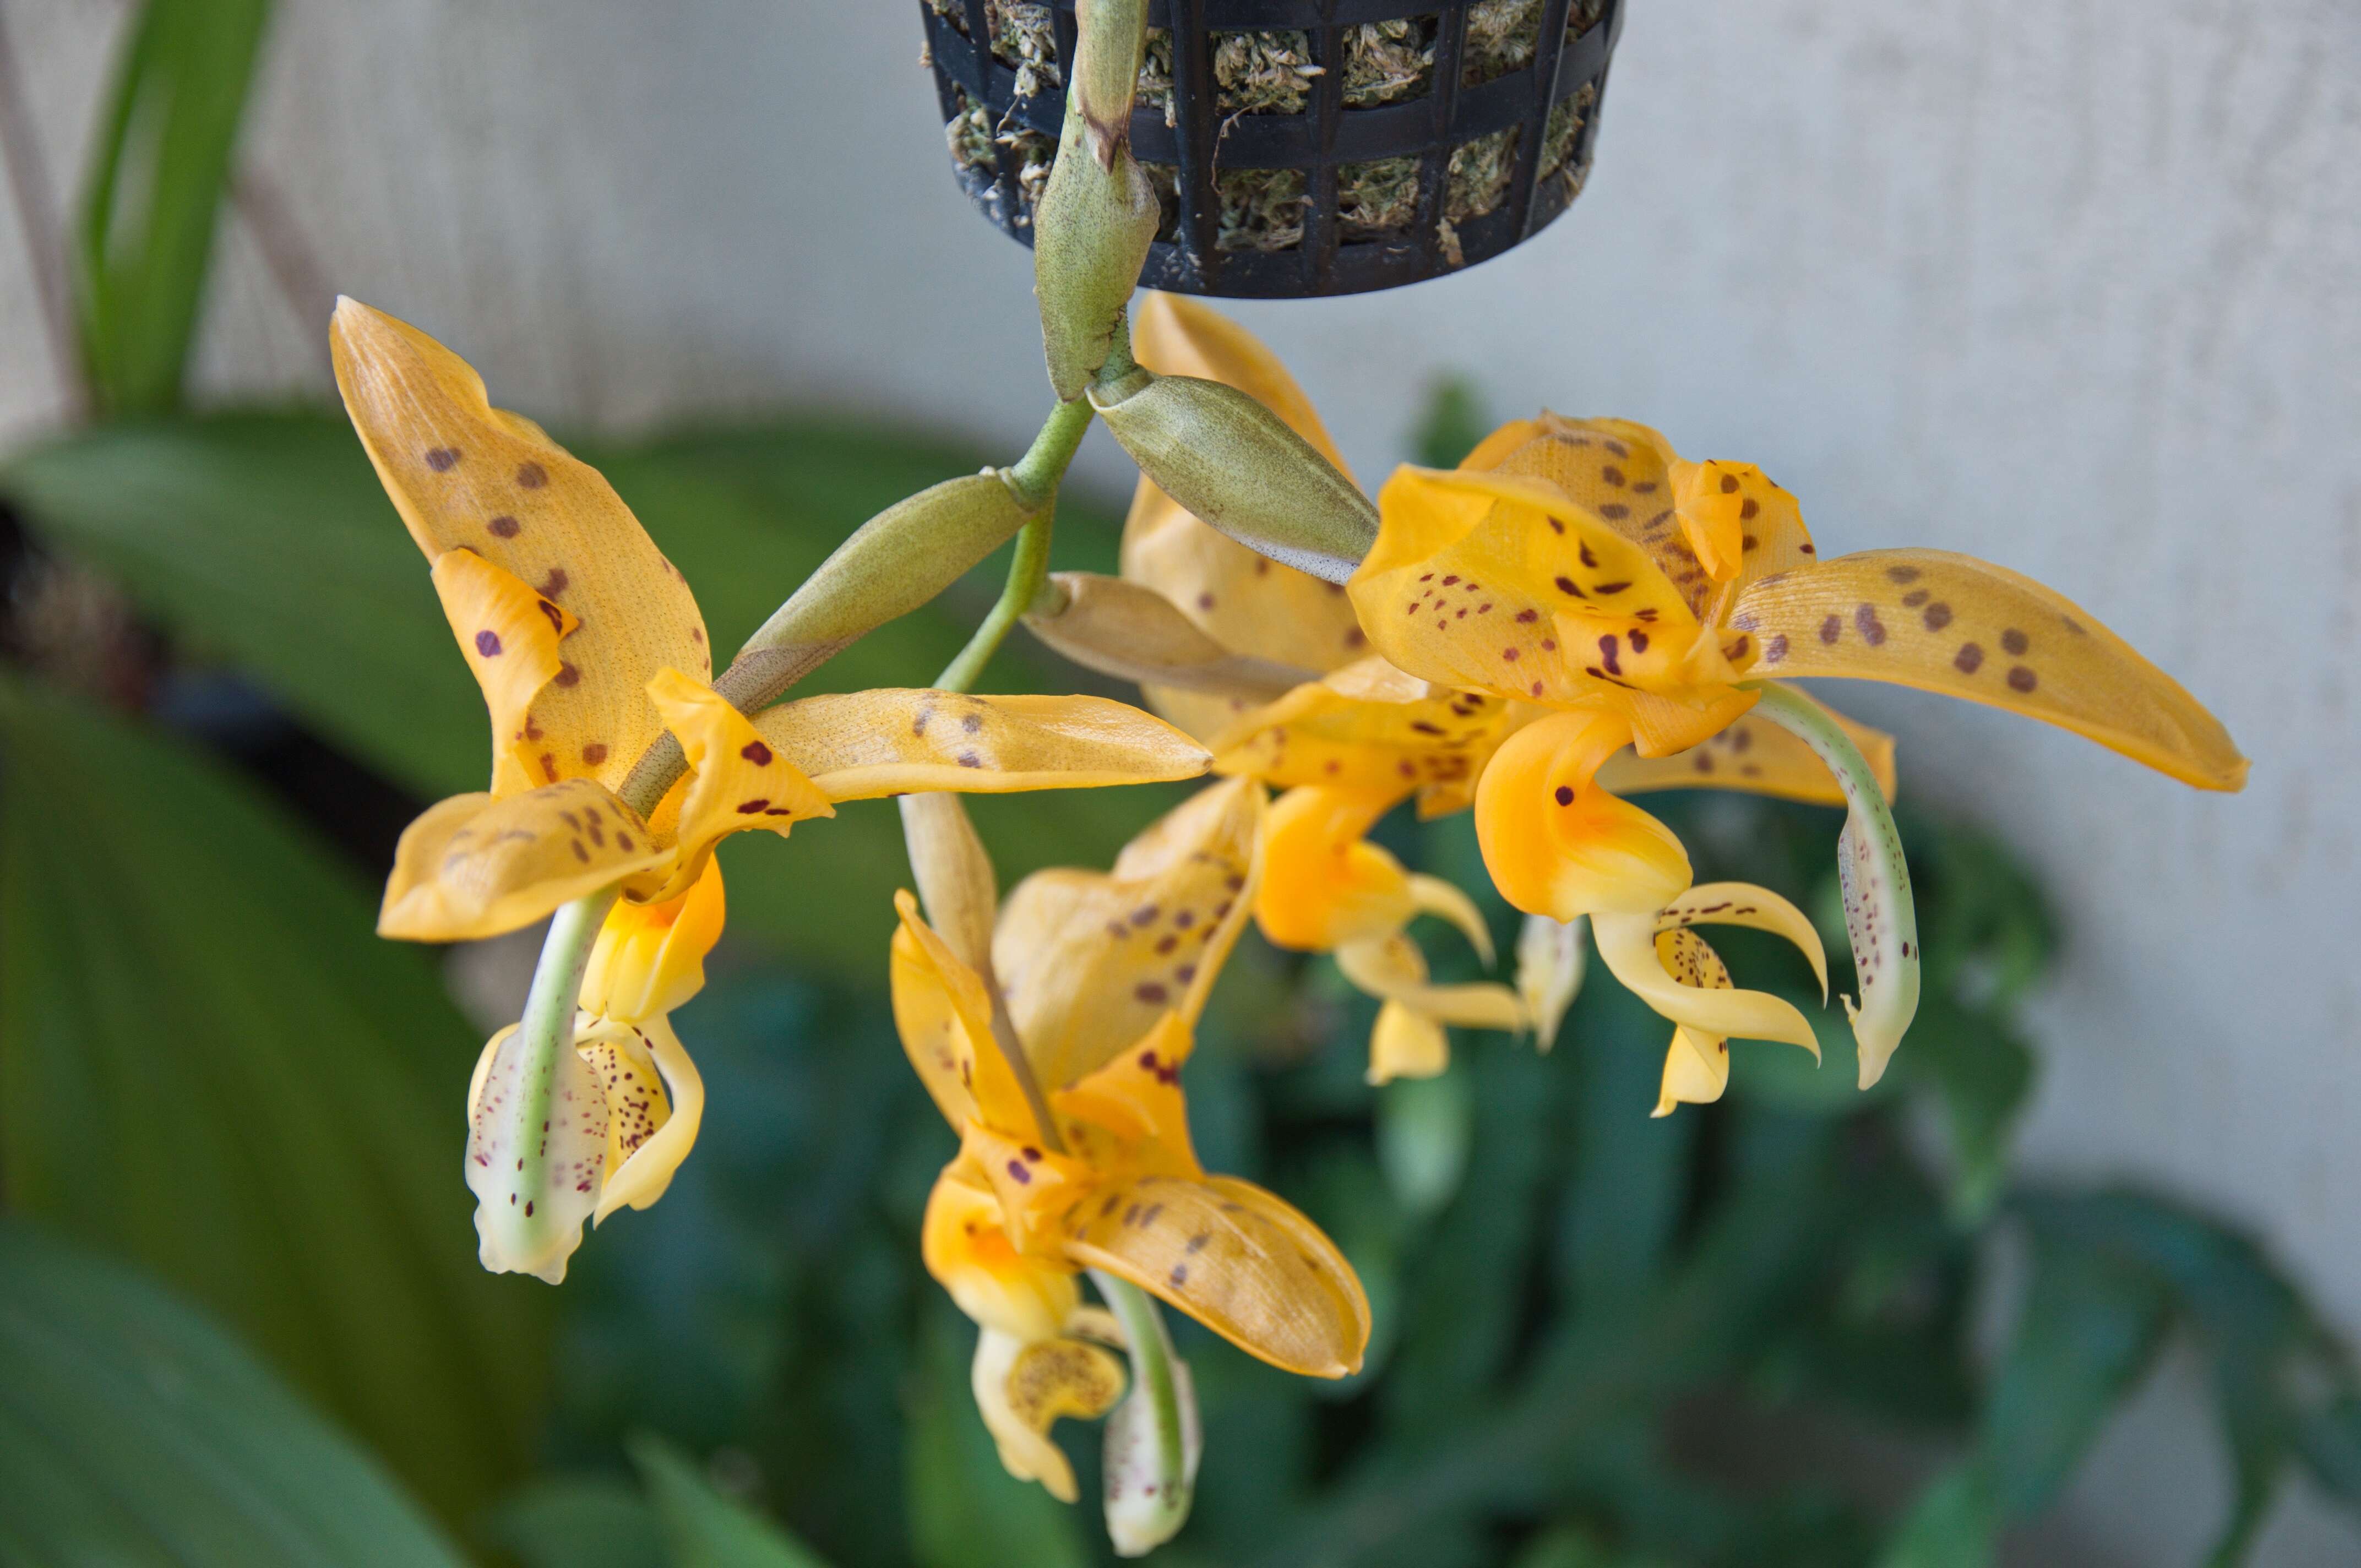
[0,4,2355,1566]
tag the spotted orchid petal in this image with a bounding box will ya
[380,780,666,941]
[1210,656,1512,809]
[890,890,1040,1140]
[1049,1014,1205,1181]
[332,299,710,794]
[1515,913,1587,1051]
[577,1011,702,1222]
[923,1155,1084,1342]
[1350,467,1738,742]
[1647,929,1742,1118]
[1598,687,1897,805]
[753,689,1210,801]
[995,779,1262,1092]
[427,547,576,797]
[1734,549,2246,791]
[1060,1172,1371,1379]
[1473,708,1693,921]
[1747,682,1919,1087]
[641,668,833,900]
[1657,881,1830,1002]
[972,1325,1128,1505]
[1591,909,1820,1053]
[1023,571,1316,699]
[579,856,726,1023]
[1253,785,1416,952]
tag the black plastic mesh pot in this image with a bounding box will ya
[922,0,1623,298]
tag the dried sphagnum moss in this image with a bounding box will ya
[946,86,995,174]
[928,0,1061,97]
[1137,29,1177,124]
[1216,167,1307,252]
[1213,30,1323,115]
[1461,0,1542,86]
[1343,19,1434,107]
[1446,126,1519,221]
[1541,81,1596,180]
[1338,155,1420,237]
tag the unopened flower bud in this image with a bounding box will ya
[730,471,1039,704]
[1022,571,1314,697]
[1036,130,1160,401]
[1090,371,1377,584]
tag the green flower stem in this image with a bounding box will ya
[1742,680,1921,1087]
[937,511,1057,694]
[1092,1266,1193,1542]
[510,884,619,1178]
[936,396,1091,693]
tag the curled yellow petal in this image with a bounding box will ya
[332,298,711,793]
[1598,687,1897,805]
[1657,881,1829,1001]
[754,689,1211,801]
[644,668,832,900]
[1334,934,1526,1034]
[891,890,1037,1140]
[1254,785,1415,951]
[1406,873,1495,966]
[995,778,1263,1092]
[923,1156,1082,1342]
[1367,1002,1449,1085]
[1060,1173,1371,1379]
[1656,1027,1731,1118]
[1024,571,1315,699]
[1734,548,2246,790]
[380,781,666,941]
[578,1011,703,1222]
[428,548,575,797]
[1592,910,1820,1052]
[972,1326,1126,1505]
[1472,709,1692,920]
[1350,466,1716,711]
[579,856,726,1022]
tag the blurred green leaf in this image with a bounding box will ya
[906,1309,1089,1568]
[0,677,547,1526]
[1376,1068,1473,1218]
[1411,377,1494,471]
[2298,1397,2361,1509]
[75,0,271,415]
[1874,1464,1995,1568]
[0,1219,465,1567]
[1978,1236,2168,1518]
[1885,1002,2033,1226]
[630,1434,835,1568]
[487,1476,667,1568]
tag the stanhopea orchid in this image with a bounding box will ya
[1347,414,2245,1088]
[895,780,1370,1521]
[334,300,1214,1281]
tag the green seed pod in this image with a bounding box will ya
[1090,372,1378,584]
[732,471,1038,697]
[1036,126,1159,401]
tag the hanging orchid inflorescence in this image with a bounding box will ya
[341,0,2243,1553]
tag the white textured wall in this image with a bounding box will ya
[3,1,2357,1560]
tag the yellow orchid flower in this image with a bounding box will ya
[894,780,1370,1505]
[332,298,1215,1280]
[1345,413,2244,1085]
[1073,296,1525,1076]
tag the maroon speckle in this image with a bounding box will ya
[487,515,520,538]
[425,447,461,471]
[515,461,548,488]
[741,741,774,765]
[475,630,503,657]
